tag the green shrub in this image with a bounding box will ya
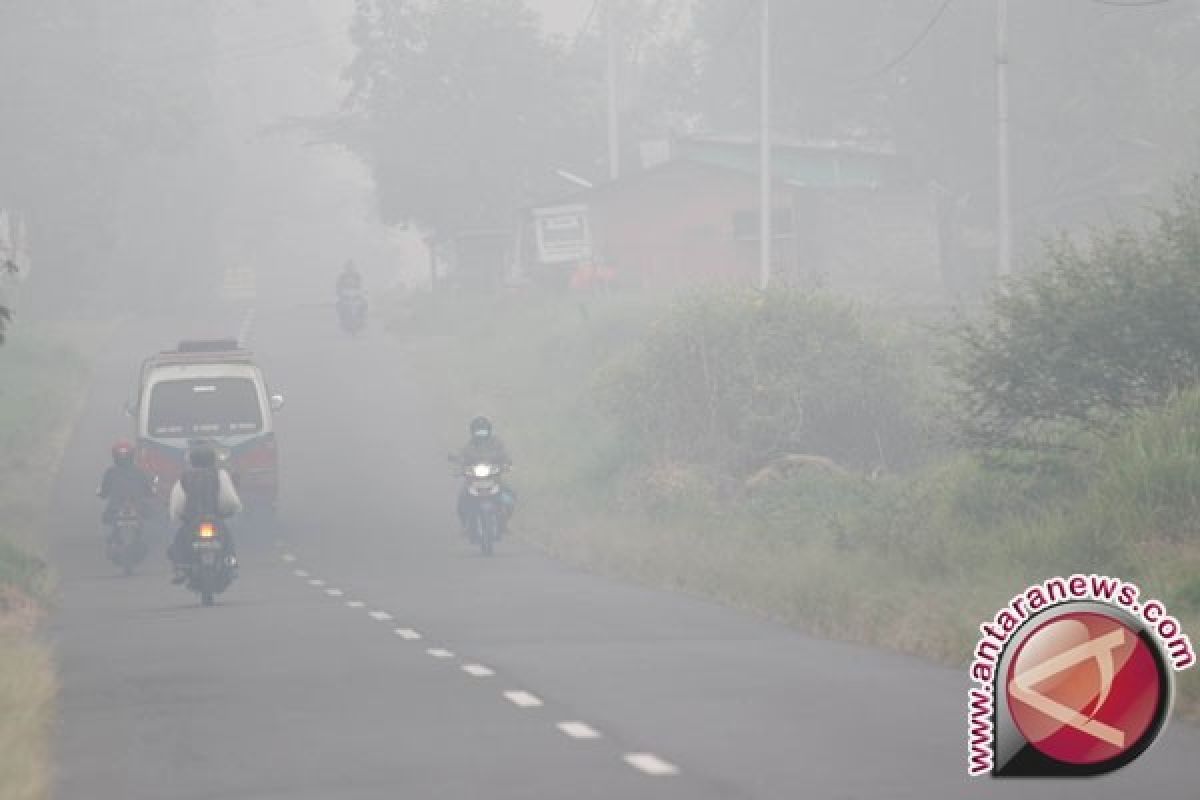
[955,178,1200,449]
[597,289,933,474]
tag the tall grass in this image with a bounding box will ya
[391,290,1200,717]
[0,325,97,800]
[0,637,54,800]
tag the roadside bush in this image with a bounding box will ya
[955,178,1200,449]
[596,290,931,474]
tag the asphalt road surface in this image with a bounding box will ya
[48,302,1200,799]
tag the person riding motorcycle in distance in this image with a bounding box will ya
[336,259,363,297]
[96,440,153,526]
[455,416,514,533]
[167,443,242,583]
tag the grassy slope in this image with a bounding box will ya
[392,291,1199,717]
[0,326,94,800]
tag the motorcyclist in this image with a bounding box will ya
[335,260,367,331]
[454,416,514,534]
[96,440,153,526]
[167,443,242,584]
[336,259,363,297]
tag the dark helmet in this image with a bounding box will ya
[111,439,135,466]
[188,444,217,469]
[469,416,493,440]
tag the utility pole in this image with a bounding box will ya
[995,0,1013,278]
[606,0,620,181]
[759,0,772,290]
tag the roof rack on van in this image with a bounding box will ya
[144,339,254,368]
[176,338,242,353]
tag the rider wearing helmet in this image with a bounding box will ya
[96,440,153,524]
[336,259,363,297]
[455,416,513,533]
[167,443,243,583]
[457,416,511,466]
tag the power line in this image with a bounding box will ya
[853,0,955,82]
[573,0,602,49]
[1091,0,1172,6]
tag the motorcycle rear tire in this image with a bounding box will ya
[201,590,214,607]
[479,514,495,557]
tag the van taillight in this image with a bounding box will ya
[240,442,276,469]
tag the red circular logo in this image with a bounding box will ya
[1006,611,1165,766]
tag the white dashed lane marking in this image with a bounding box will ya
[558,721,602,740]
[503,690,543,708]
[624,753,679,777]
[277,561,685,780]
[461,664,494,678]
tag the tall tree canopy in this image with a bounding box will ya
[342,0,603,239]
[0,1,226,309]
[671,1,1200,255]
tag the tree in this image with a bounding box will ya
[667,1,1200,264]
[954,178,1200,450]
[341,0,603,239]
[0,1,226,309]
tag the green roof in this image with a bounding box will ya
[675,136,907,189]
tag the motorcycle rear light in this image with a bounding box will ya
[198,522,216,539]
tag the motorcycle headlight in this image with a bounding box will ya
[472,464,492,478]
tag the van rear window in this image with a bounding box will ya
[147,378,262,437]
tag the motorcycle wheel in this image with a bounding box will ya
[201,590,214,607]
[479,514,495,557]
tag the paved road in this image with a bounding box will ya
[49,303,1199,799]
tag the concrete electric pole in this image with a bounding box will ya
[996,0,1013,278]
[606,0,620,181]
[759,0,772,290]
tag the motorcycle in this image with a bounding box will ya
[336,289,368,336]
[106,502,148,576]
[184,516,237,606]
[455,459,512,557]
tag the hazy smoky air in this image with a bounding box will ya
[3,0,1194,311]
[2,2,1199,799]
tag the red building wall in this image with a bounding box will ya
[583,162,794,288]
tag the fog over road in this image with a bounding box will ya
[47,302,1200,799]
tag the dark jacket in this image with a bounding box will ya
[99,464,153,513]
[458,436,511,467]
[336,271,363,295]
[180,467,221,520]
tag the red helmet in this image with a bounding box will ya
[111,439,135,465]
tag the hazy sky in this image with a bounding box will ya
[527,0,596,36]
